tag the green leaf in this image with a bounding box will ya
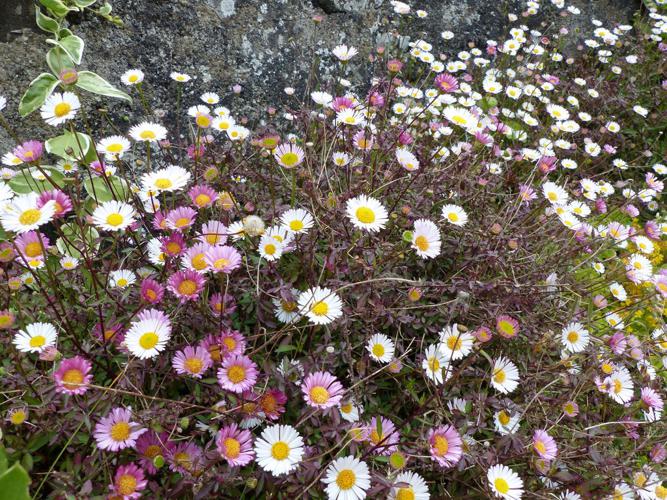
[57,28,73,39]
[18,73,59,117]
[75,71,131,103]
[72,0,97,7]
[0,463,31,500]
[98,2,112,15]
[46,47,75,76]
[35,8,59,33]
[56,223,99,259]
[57,35,84,65]
[0,448,8,474]
[46,132,91,160]
[276,344,296,353]
[83,175,131,202]
[8,167,65,194]
[39,0,71,17]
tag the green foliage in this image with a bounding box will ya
[83,175,132,202]
[18,73,59,117]
[8,167,65,194]
[75,71,132,103]
[45,131,92,161]
[0,447,31,500]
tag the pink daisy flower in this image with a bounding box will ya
[474,326,493,343]
[168,442,204,475]
[140,278,164,304]
[641,387,664,419]
[93,321,125,346]
[209,292,236,317]
[110,463,147,499]
[94,407,145,452]
[167,269,205,302]
[188,184,218,209]
[38,189,72,218]
[218,354,259,393]
[215,423,255,466]
[134,431,174,475]
[198,220,228,246]
[13,140,43,163]
[428,425,463,468]
[204,245,242,274]
[200,330,246,362]
[172,346,212,378]
[166,206,198,231]
[161,232,186,257]
[0,310,16,330]
[367,416,399,455]
[496,315,520,339]
[258,388,287,421]
[563,401,579,418]
[152,210,168,231]
[14,231,49,265]
[332,96,354,112]
[434,73,459,93]
[301,371,344,410]
[519,184,537,204]
[533,429,558,461]
[54,356,92,395]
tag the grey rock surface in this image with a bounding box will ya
[0,0,640,152]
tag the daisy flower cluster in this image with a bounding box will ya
[1,0,667,498]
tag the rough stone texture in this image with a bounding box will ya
[0,0,640,151]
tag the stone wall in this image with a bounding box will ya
[0,0,639,151]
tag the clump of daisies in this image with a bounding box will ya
[1,0,667,498]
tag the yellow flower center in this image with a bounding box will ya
[227,365,246,384]
[116,278,128,287]
[191,254,207,270]
[29,335,46,348]
[117,474,137,496]
[613,379,623,394]
[110,422,131,442]
[281,301,297,312]
[433,435,449,456]
[19,209,41,226]
[214,258,230,270]
[196,115,211,128]
[446,336,462,351]
[166,242,182,254]
[340,403,352,414]
[107,143,124,153]
[428,356,440,372]
[372,343,385,358]
[195,194,211,207]
[140,130,156,140]
[289,219,304,231]
[309,386,330,405]
[311,301,329,316]
[184,357,204,374]
[655,485,667,499]
[177,279,197,295]
[535,440,546,454]
[223,437,241,458]
[355,207,375,224]
[54,102,72,118]
[139,332,159,350]
[175,217,190,228]
[106,213,124,227]
[280,152,299,167]
[495,478,510,495]
[173,452,191,469]
[144,444,160,459]
[396,487,415,500]
[493,368,506,384]
[154,178,172,189]
[222,337,237,351]
[414,235,429,251]
[62,369,84,390]
[498,410,510,426]
[24,242,42,258]
[336,469,356,490]
[497,321,515,337]
[447,212,459,222]
[128,74,139,83]
[10,410,26,425]
[264,243,276,255]
[567,331,579,343]
[270,441,289,460]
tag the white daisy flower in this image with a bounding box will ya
[109,269,137,289]
[487,464,524,499]
[12,322,58,353]
[396,148,420,171]
[272,289,301,324]
[259,234,284,262]
[339,401,360,422]
[40,92,80,126]
[297,287,343,325]
[438,324,474,360]
[170,72,191,82]
[124,314,171,359]
[200,92,220,105]
[141,165,191,193]
[441,204,468,226]
[254,424,304,476]
[346,195,388,232]
[490,357,519,394]
[120,69,145,86]
[493,410,520,435]
[604,366,634,404]
[0,193,55,234]
[280,208,314,234]
[332,44,358,61]
[388,471,430,500]
[129,122,167,142]
[91,200,136,232]
[321,455,370,500]
[411,219,441,259]
[561,322,589,353]
[97,135,131,161]
[609,282,627,301]
[543,181,569,204]
[366,333,395,363]
[423,344,449,385]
